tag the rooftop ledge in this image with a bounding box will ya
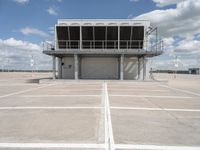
[43,49,163,57]
[57,19,150,26]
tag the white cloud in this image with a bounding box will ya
[152,37,200,70]
[47,6,58,16]
[163,37,175,46]
[152,0,186,7]
[0,38,41,51]
[20,27,49,37]
[13,0,29,4]
[130,0,139,2]
[135,0,200,38]
[0,38,51,70]
[175,39,200,54]
[134,0,200,69]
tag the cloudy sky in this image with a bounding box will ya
[0,0,200,70]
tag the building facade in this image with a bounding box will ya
[189,68,200,75]
[43,19,163,80]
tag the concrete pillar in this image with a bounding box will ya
[118,26,120,50]
[120,54,124,80]
[57,57,62,79]
[138,57,144,80]
[80,26,82,49]
[145,58,150,80]
[143,57,146,80]
[74,54,79,80]
[138,57,140,80]
[52,56,56,79]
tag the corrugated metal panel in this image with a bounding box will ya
[81,57,119,79]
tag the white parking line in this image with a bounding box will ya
[0,106,199,112]
[110,95,192,99]
[0,143,199,150]
[115,144,200,150]
[0,106,103,110]
[103,82,109,150]
[0,84,35,86]
[159,84,200,97]
[109,89,169,92]
[104,81,115,150]
[111,107,200,112]
[51,89,101,91]
[0,84,55,99]
[0,143,105,149]
[21,95,101,97]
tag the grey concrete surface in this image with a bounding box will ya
[0,84,39,96]
[112,109,200,146]
[0,96,101,107]
[0,109,101,143]
[109,97,155,108]
[147,97,200,109]
[0,72,200,149]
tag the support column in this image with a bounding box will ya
[138,57,140,80]
[57,57,62,79]
[120,54,124,80]
[74,54,79,80]
[145,58,150,80]
[143,56,146,80]
[118,26,120,50]
[52,56,56,79]
[80,26,82,49]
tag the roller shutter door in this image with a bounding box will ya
[81,57,119,79]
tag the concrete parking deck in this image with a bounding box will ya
[0,72,200,150]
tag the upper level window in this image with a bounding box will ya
[56,26,80,49]
[56,25,144,49]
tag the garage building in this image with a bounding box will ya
[43,19,163,80]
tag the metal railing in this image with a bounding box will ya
[43,41,55,51]
[55,40,145,49]
[148,40,164,52]
[43,40,163,52]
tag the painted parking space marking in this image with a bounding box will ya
[0,106,199,112]
[0,143,105,149]
[0,80,199,149]
[110,95,192,99]
[21,94,101,97]
[111,107,200,112]
[104,81,115,150]
[115,144,200,150]
[0,84,37,86]
[0,106,103,110]
[0,143,199,149]
[108,89,169,92]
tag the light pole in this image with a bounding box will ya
[174,56,178,79]
[30,55,34,77]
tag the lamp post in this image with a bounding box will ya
[174,56,178,79]
[30,55,34,78]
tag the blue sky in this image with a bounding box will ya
[0,0,162,43]
[0,0,200,70]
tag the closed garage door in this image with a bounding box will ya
[81,57,119,79]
